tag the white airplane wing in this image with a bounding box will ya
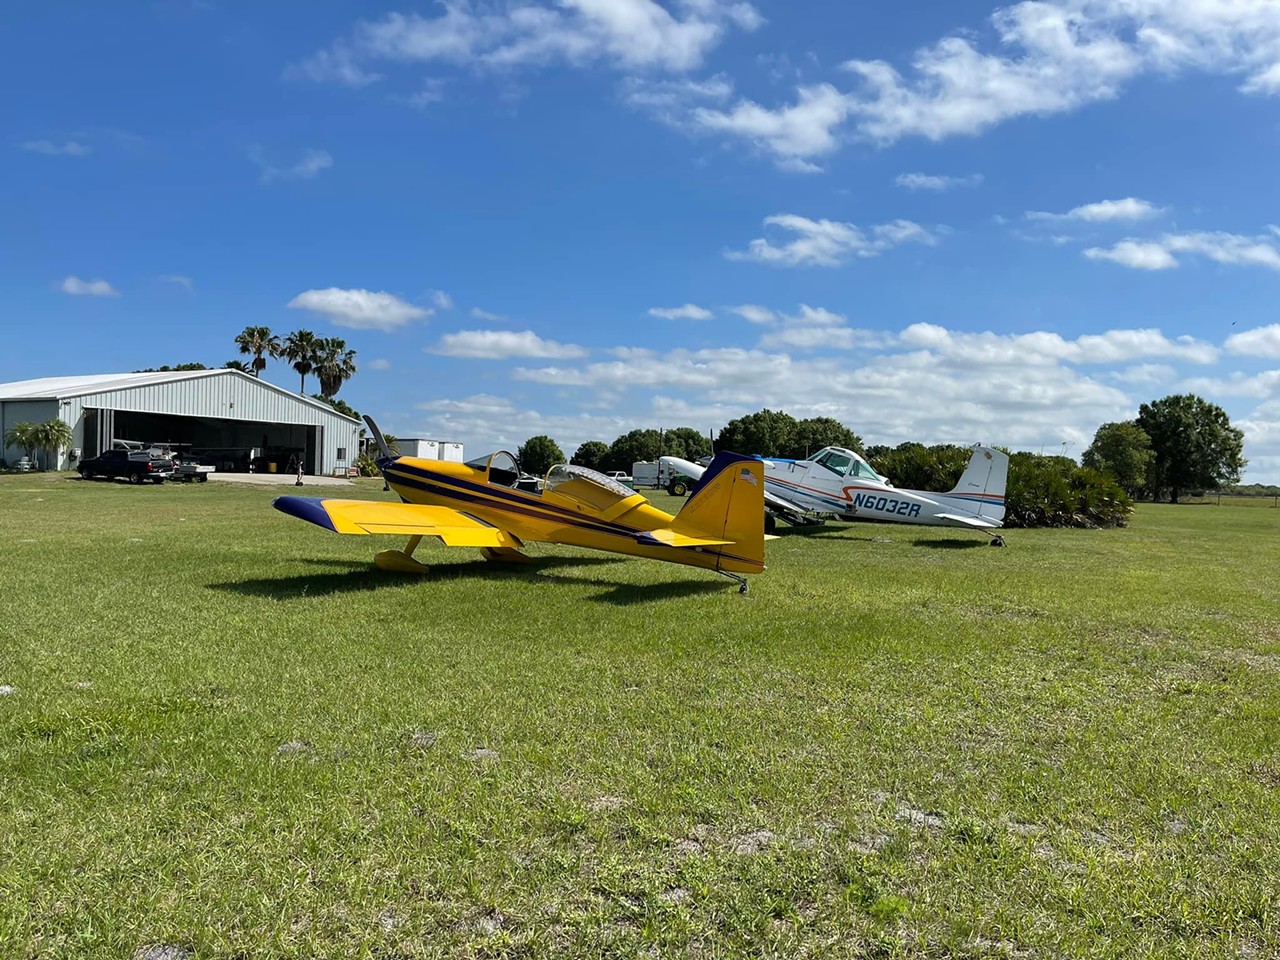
[933,512,1002,528]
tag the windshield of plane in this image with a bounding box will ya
[466,451,521,488]
[813,447,884,481]
[544,463,634,498]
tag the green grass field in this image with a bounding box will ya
[2,473,1279,958]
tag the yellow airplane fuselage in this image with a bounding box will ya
[382,456,763,574]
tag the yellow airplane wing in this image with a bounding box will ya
[273,496,520,548]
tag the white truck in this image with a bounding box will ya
[631,460,696,496]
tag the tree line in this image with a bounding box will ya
[513,412,865,478]
[506,393,1248,526]
[135,326,360,400]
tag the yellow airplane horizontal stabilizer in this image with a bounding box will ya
[273,497,519,548]
[637,528,733,548]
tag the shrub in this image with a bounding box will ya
[1004,453,1132,529]
[354,452,382,477]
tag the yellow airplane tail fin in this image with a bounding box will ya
[671,452,765,573]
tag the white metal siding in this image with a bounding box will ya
[55,372,360,474]
[0,399,59,467]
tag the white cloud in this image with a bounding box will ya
[430,329,587,359]
[287,288,429,331]
[61,276,119,297]
[1085,230,1280,272]
[895,172,983,191]
[251,147,333,183]
[297,1,761,85]
[730,304,775,324]
[1225,324,1280,359]
[649,303,713,320]
[158,274,194,291]
[409,317,1280,481]
[368,358,392,370]
[430,290,454,310]
[690,83,852,168]
[897,323,1219,365]
[1028,197,1164,222]
[21,139,90,157]
[621,73,733,119]
[674,0,1280,160]
[726,214,939,267]
[1083,240,1179,270]
[470,307,507,322]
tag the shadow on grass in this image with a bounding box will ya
[208,555,669,601]
[911,538,989,549]
[773,524,880,542]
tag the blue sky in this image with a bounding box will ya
[4,0,1280,480]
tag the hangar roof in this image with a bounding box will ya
[0,369,359,422]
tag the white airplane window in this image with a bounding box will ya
[816,450,854,476]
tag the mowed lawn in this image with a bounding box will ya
[2,473,1279,959]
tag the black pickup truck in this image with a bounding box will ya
[78,449,175,484]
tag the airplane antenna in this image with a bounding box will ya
[364,416,394,460]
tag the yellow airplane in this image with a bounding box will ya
[273,418,766,592]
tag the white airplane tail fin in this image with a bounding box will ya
[947,446,1008,522]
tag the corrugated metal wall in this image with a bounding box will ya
[53,372,361,473]
[0,399,59,467]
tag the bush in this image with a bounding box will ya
[1004,453,1132,529]
[354,452,382,477]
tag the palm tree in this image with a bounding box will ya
[314,337,358,398]
[223,360,251,372]
[234,326,282,378]
[35,418,74,471]
[4,422,40,467]
[282,329,319,394]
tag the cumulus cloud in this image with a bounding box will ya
[368,358,392,370]
[895,172,983,191]
[898,323,1219,365]
[430,329,587,359]
[691,83,852,169]
[726,214,939,267]
[671,0,1280,161]
[731,304,775,324]
[22,139,90,156]
[470,307,507,322]
[158,274,194,291]
[649,303,713,320]
[61,276,119,297]
[287,287,429,330]
[1085,230,1280,271]
[295,1,762,85]
[1225,324,1280,359]
[429,290,454,310]
[251,147,333,183]
[409,317,1280,481]
[1028,197,1164,222]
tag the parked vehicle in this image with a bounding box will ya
[78,449,175,484]
[173,461,215,483]
[632,460,696,496]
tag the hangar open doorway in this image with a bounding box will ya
[84,408,321,474]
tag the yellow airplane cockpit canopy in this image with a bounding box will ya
[465,451,520,488]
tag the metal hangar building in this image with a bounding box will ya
[0,369,362,476]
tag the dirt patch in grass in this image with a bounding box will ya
[1247,760,1280,788]
[729,829,774,855]
[587,795,628,812]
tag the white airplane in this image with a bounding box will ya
[661,444,1010,545]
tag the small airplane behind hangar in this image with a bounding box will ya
[273,418,767,592]
[661,444,1010,545]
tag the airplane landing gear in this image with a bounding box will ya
[990,535,1005,547]
[718,571,749,594]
